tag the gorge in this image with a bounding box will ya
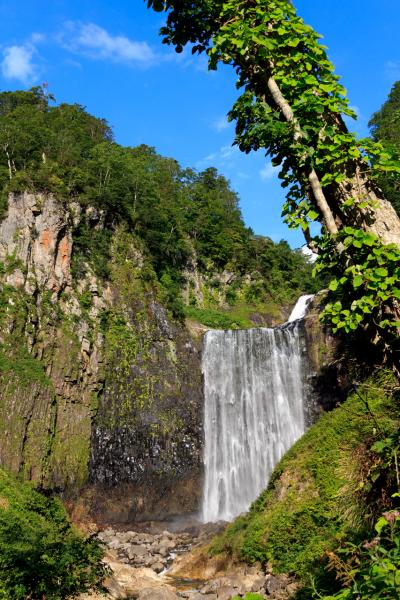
[0,3,399,591]
[0,88,369,599]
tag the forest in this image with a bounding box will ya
[0,86,320,320]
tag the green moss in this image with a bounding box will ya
[184,301,280,329]
[78,290,93,310]
[50,434,90,491]
[209,372,400,585]
[0,346,50,388]
[184,305,248,328]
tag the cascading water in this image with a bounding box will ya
[288,294,314,322]
[201,296,312,523]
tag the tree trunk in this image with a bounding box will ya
[264,74,400,248]
[336,173,400,246]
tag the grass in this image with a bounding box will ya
[184,301,281,329]
[0,346,51,388]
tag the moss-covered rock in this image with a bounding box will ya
[88,231,203,521]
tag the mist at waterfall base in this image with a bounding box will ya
[201,295,313,523]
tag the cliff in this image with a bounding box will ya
[0,192,204,520]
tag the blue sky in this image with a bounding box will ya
[0,0,399,247]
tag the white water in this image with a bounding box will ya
[288,294,314,322]
[201,298,310,523]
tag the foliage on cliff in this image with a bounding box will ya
[209,371,400,596]
[0,87,318,321]
[0,469,105,599]
[369,80,400,216]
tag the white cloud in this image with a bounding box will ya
[30,33,46,44]
[196,144,240,170]
[259,162,278,181]
[60,22,156,66]
[220,144,239,160]
[1,44,39,83]
[349,105,361,118]
[386,60,400,78]
[211,116,230,132]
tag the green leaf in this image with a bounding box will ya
[375,516,389,535]
[329,279,339,291]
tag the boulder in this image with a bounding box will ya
[265,573,290,594]
[152,562,165,573]
[216,587,236,600]
[251,576,267,593]
[127,544,147,560]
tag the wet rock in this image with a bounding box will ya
[152,562,165,574]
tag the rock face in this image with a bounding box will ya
[88,299,204,522]
[0,193,101,490]
[0,192,203,519]
[302,294,348,423]
[0,191,75,294]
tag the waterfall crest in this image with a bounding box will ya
[201,300,310,523]
[288,294,314,322]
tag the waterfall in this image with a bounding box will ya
[201,297,311,523]
[288,294,314,322]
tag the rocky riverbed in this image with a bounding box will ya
[97,526,198,574]
[80,521,298,600]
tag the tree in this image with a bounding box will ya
[369,81,400,216]
[146,0,400,370]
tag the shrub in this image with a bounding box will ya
[0,469,106,599]
[318,511,400,599]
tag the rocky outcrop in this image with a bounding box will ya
[88,300,204,522]
[0,191,76,294]
[0,192,103,490]
[301,293,348,424]
[182,259,288,327]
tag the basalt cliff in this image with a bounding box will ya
[0,191,206,522]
